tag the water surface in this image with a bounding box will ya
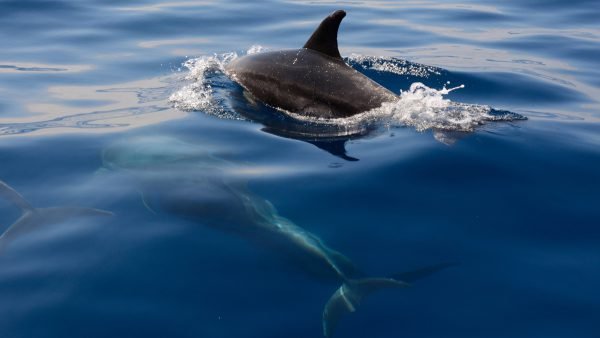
[0,1,599,337]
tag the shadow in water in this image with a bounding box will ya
[227,84,371,161]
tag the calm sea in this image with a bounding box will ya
[1,1,599,337]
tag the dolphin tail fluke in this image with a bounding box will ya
[322,278,409,338]
[0,180,34,213]
[322,262,456,337]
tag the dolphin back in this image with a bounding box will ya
[226,49,397,118]
[225,10,398,118]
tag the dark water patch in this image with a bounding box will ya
[0,64,68,72]
[445,71,590,107]
[0,0,83,15]
[444,9,511,22]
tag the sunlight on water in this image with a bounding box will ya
[0,77,186,137]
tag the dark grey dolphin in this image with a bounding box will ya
[226,10,398,118]
[0,180,112,250]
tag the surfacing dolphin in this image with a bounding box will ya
[0,180,112,251]
[101,136,453,337]
[226,10,398,118]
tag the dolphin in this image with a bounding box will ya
[0,180,113,250]
[226,10,398,118]
[100,136,453,337]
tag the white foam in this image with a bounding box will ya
[384,82,495,132]
[168,45,269,114]
[168,52,238,112]
[246,45,268,55]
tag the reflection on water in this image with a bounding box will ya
[138,37,211,49]
[0,63,92,74]
[116,1,220,12]
[0,77,186,136]
[285,0,502,13]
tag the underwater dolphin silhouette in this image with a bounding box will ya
[0,180,112,250]
[101,136,454,337]
[226,10,398,118]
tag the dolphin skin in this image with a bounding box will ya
[0,180,112,250]
[226,10,398,118]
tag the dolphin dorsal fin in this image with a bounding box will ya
[303,10,346,59]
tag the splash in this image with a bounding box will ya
[247,45,268,55]
[380,82,523,132]
[168,51,238,115]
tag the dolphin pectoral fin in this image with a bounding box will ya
[43,206,114,218]
[322,278,409,337]
[303,10,346,60]
[0,180,34,213]
[390,262,458,283]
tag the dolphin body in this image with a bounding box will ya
[226,10,398,118]
[0,180,112,251]
[101,136,453,337]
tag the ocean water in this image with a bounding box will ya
[1,0,599,337]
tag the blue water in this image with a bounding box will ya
[1,1,599,337]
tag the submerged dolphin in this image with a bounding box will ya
[101,136,453,337]
[226,10,398,118]
[0,180,112,250]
